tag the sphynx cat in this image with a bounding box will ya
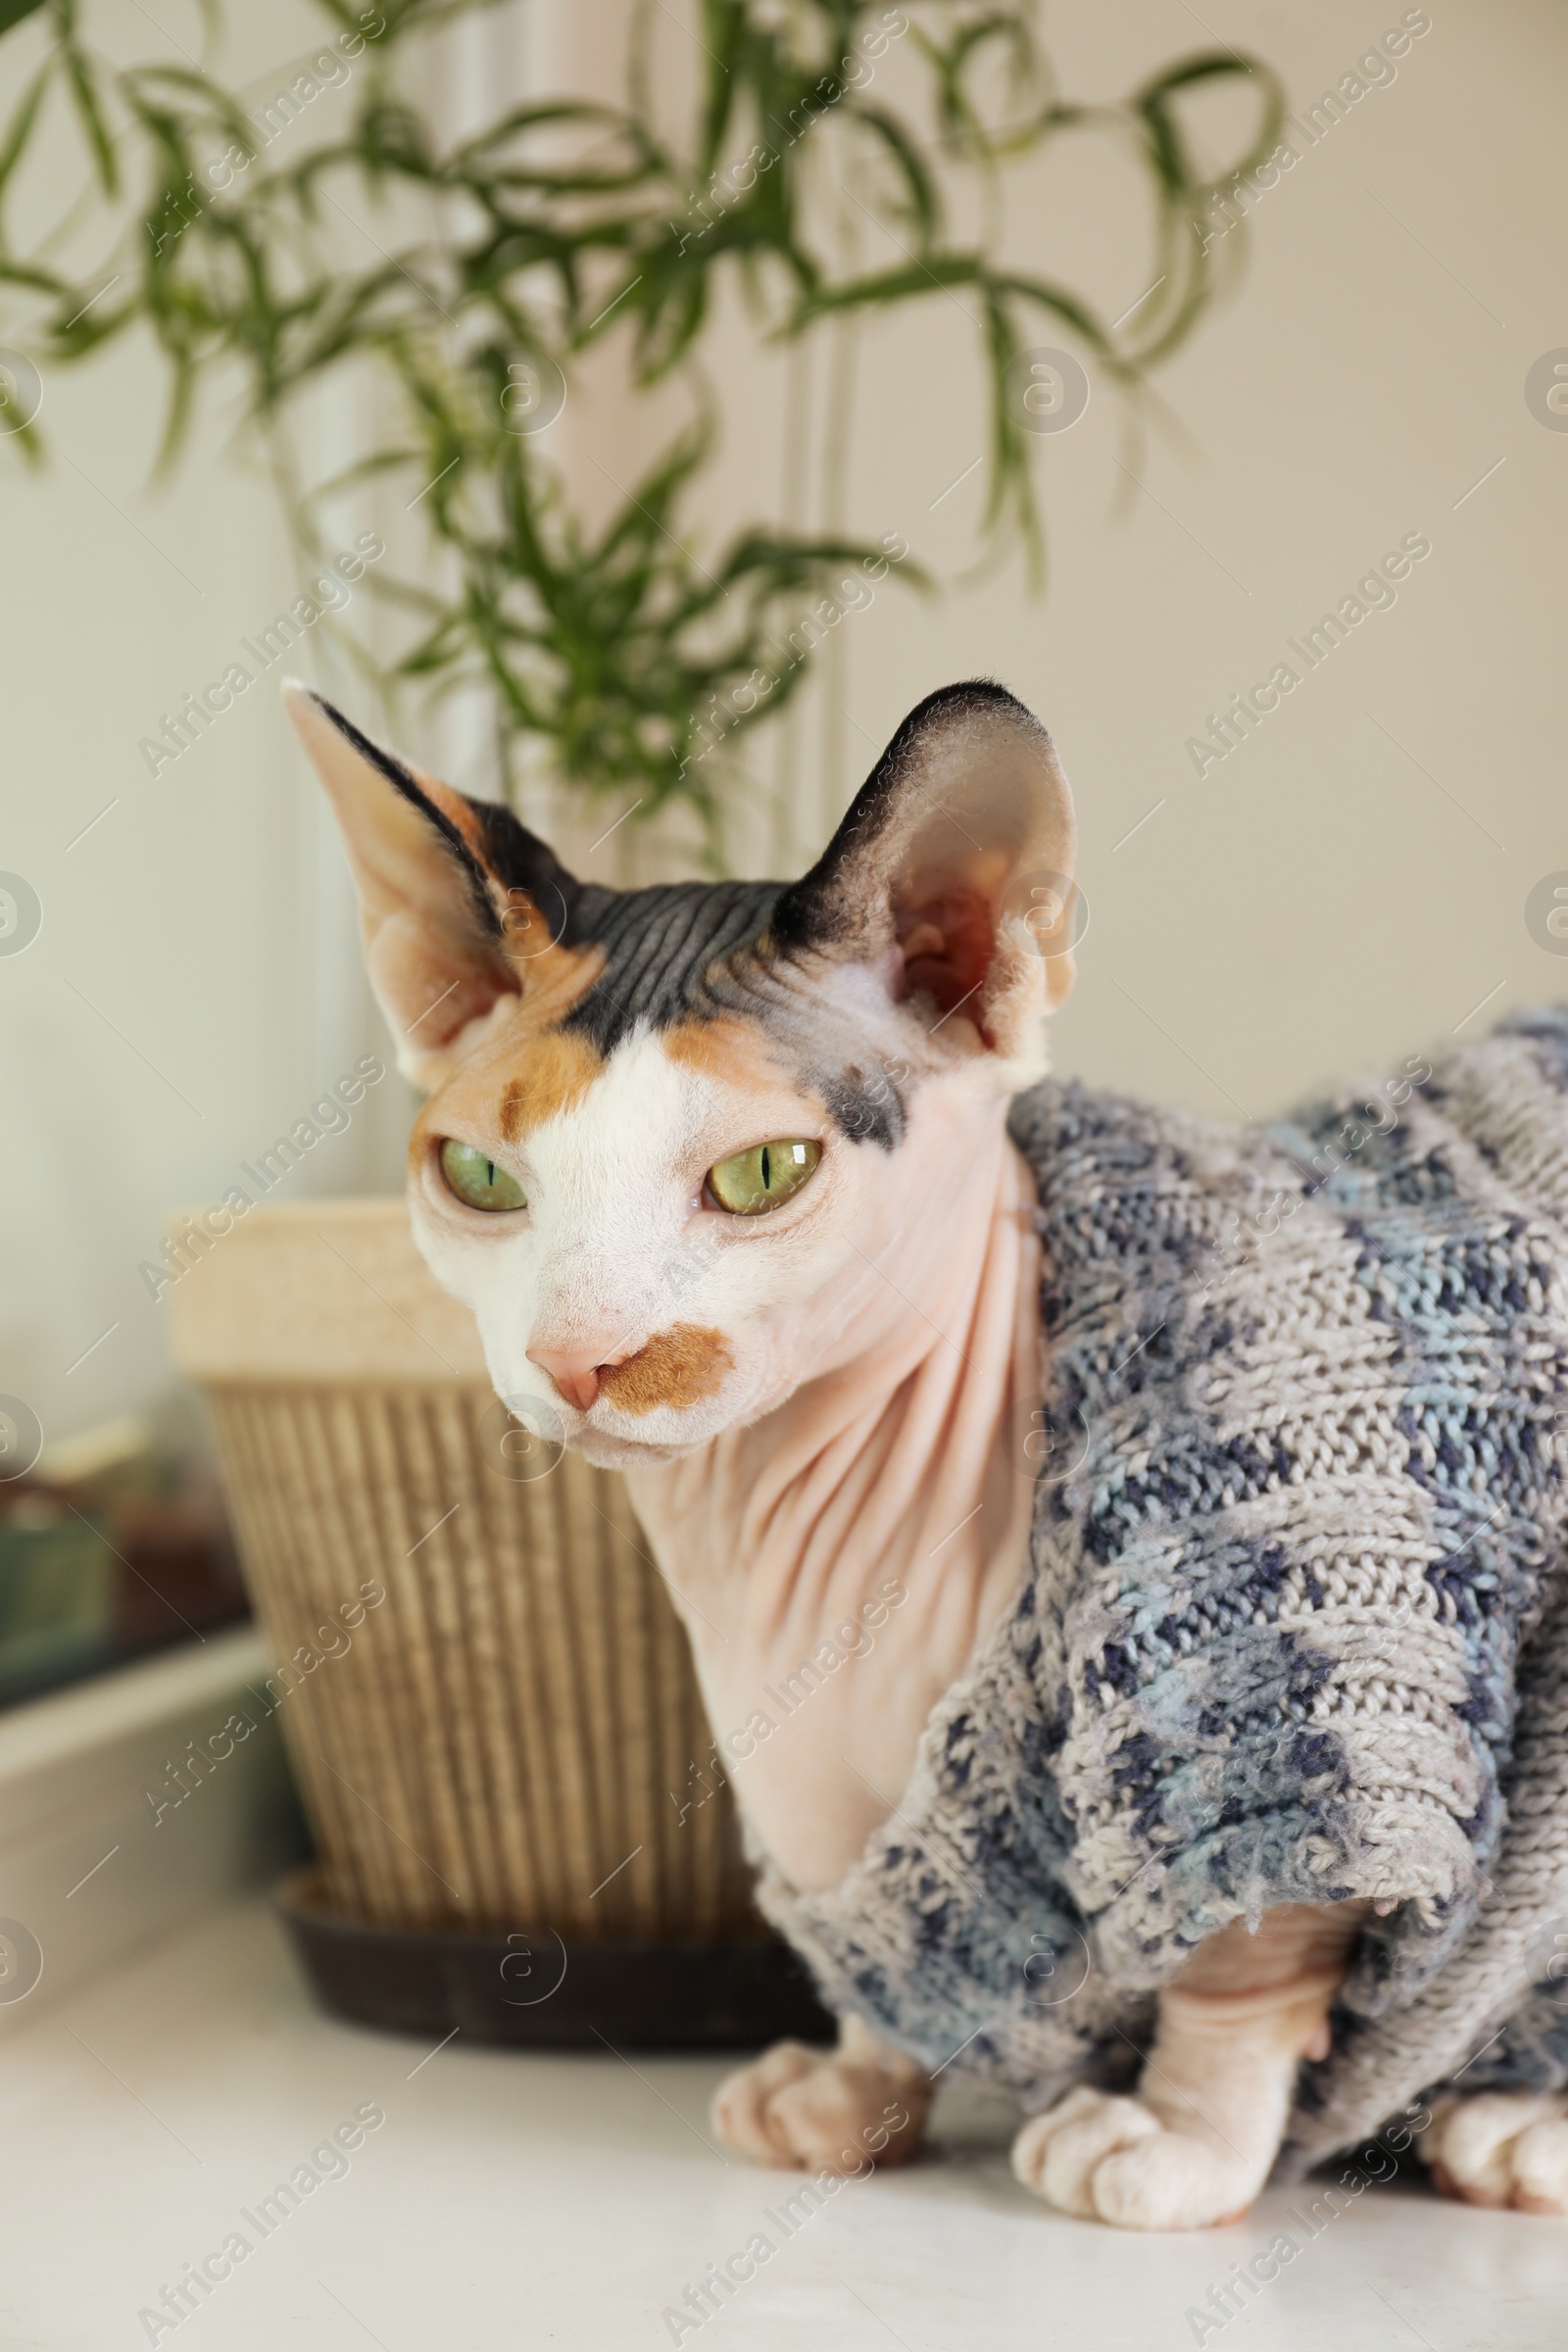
[286,676,1568,2225]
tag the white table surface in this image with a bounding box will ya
[3,1894,1565,2349]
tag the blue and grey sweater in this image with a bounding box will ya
[757,1008,1568,2168]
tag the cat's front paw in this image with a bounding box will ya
[1421,2091,1568,2212]
[1011,2086,1259,2230]
[710,2037,929,2174]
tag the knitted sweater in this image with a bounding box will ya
[757,1008,1568,2169]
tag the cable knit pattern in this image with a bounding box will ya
[755,1008,1568,2169]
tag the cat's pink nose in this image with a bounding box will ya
[526,1347,612,1413]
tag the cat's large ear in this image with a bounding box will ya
[283,683,580,1090]
[771,680,1078,1082]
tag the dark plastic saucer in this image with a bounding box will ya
[276,1866,834,2049]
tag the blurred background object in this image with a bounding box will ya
[0,1402,245,1710]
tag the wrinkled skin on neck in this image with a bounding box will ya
[624,1088,1041,1890]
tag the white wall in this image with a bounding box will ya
[667,0,1568,1122]
[3,0,1564,1451]
[0,2,418,1448]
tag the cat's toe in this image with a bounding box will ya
[764,2061,926,2174]
[710,2040,824,2165]
[1090,2128,1253,2230]
[710,2040,927,2174]
[1509,2118,1568,2214]
[1423,2091,1568,2211]
[1011,2088,1256,2230]
[1011,2088,1159,2219]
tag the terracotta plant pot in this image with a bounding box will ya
[167,1200,828,2046]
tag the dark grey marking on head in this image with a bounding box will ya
[466,799,588,933]
[558,882,782,1052]
[816,1067,906,1151]
[553,882,907,1148]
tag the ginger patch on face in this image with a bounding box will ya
[496,1030,603,1142]
[662,1013,794,1092]
[599,1323,734,1414]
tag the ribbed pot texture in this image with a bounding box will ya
[169,1201,754,1940]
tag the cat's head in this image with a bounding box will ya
[286,679,1077,1467]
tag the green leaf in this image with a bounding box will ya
[64,44,119,194]
[0,61,49,193]
[852,105,941,244]
[1135,49,1285,197]
[0,0,48,36]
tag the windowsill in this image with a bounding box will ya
[0,1622,264,1784]
[0,1624,303,2033]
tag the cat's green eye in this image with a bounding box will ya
[439,1138,527,1213]
[706,1138,821,1217]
